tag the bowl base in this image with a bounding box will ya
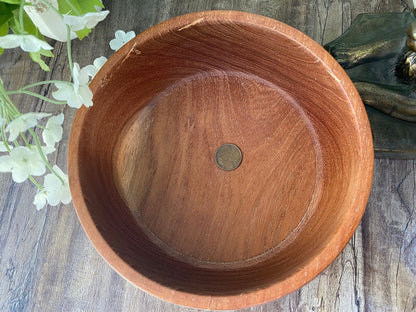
[112,70,322,269]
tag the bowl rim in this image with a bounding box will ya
[68,10,374,310]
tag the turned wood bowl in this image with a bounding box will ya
[68,11,374,310]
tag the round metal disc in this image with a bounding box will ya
[215,144,243,171]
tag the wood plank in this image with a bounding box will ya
[0,0,415,311]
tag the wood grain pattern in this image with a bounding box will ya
[0,0,415,311]
[68,10,372,309]
[112,71,319,266]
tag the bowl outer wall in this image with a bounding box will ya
[68,10,374,310]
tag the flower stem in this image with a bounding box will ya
[28,128,65,185]
[18,80,72,90]
[28,175,44,190]
[20,133,31,147]
[0,94,20,120]
[7,90,67,105]
[39,0,75,79]
[19,0,25,33]
[1,125,12,152]
[0,98,17,119]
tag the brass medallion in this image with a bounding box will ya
[215,144,242,171]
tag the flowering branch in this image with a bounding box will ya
[0,0,136,211]
[0,0,111,210]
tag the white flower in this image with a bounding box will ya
[72,62,90,90]
[0,34,53,52]
[43,165,71,206]
[33,191,47,210]
[109,30,136,51]
[42,113,64,147]
[0,146,53,183]
[33,166,71,210]
[24,0,78,42]
[52,63,93,108]
[6,112,51,141]
[85,56,107,78]
[0,141,12,152]
[63,10,110,32]
[53,83,93,108]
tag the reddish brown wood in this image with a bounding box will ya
[68,11,374,310]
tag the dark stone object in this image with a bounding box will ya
[325,12,416,158]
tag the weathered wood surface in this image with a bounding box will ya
[0,0,415,311]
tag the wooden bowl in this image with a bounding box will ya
[68,11,373,310]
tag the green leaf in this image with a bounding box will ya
[29,47,54,70]
[57,0,105,40]
[0,0,20,4]
[0,21,8,55]
[29,50,51,71]
[12,8,39,35]
[77,0,103,11]
[57,0,104,15]
[0,21,8,35]
[8,10,53,70]
[75,27,91,40]
[7,14,19,33]
[11,9,52,42]
[40,49,53,58]
[56,0,82,15]
[0,2,18,26]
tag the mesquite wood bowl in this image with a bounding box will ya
[68,11,374,310]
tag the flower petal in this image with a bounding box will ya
[66,93,83,108]
[84,64,97,78]
[43,131,62,145]
[114,30,125,39]
[109,30,135,51]
[0,141,11,152]
[63,11,109,31]
[6,118,25,141]
[78,66,90,86]
[0,155,12,172]
[93,56,107,68]
[26,160,46,177]
[33,192,47,210]
[124,31,136,41]
[85,56,107,77]
[11,166,29,183]
[0,34,53,52]
[42,114,64,147]
[53,83,75,101]
[84,10,109,29]
[0,34,22,49]
[41,146,56,155]
[73,63,81,90]
[44,165,71,206]
[78,85,93,107]
[6,146,47,181]
[109,38,120,51]
[63,14,86,32]
[6,112,51,142]
[48,113,64,127]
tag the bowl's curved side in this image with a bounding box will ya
[68,10,374,310]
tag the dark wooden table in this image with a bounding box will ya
[1,1,416,311]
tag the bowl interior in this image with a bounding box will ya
[69,11,373,309]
